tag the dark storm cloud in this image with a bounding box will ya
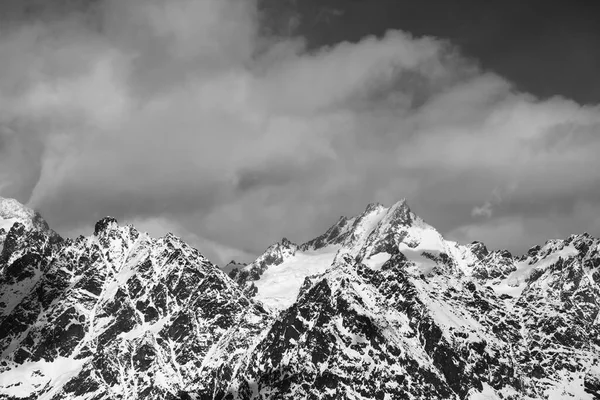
[272,0,600,104]
[0,0,599,264]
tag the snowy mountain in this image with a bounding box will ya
[228,200,478,310]
[0,197,59,252]
[0,212,270,399]
[226,199,600,399]
[1,196,599,399]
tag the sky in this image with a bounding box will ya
[0,0,599,265]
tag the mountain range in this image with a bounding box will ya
[0,196,598,399]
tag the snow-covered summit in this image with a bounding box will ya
[230,199,480,310]
[0,196,51,233]
[94,216,119,235]
[0,197,60,254]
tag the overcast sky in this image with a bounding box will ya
[0,0,599,264]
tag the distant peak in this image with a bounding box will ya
[497,249,512,259]
[468,241,489,259]
[0,196,33,218]
[0,196,57,237]
[94,217,119,235]
[280,237,294,247]
[384,198,413,226]
[566,232,594,243]
[0,196,17,204]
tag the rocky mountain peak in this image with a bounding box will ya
[0,197,57,239]
[0,197,33,220]
[299,215,356,251]
[364,201,385,213]
[384,198,412,225]
[468,241,489,260]
[94,216,119,235]
[0,216,272,399]
[526,244,542,257]
[280,237,294,248]
[351,199,435,263]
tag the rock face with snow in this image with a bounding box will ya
[0,204,270,399]
[0,197,60,251]
[224,199,600,399]
[1,196,600,399]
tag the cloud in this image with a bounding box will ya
[471,184,518,218]
[446,216,561,252]
[471,202,493,218]
[125,217,257,267]
[1,0,600,261]
[448,197,600,252]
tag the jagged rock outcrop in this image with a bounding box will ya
[0,204,270,399]
[229,238,298,286]
[0,197,60,250]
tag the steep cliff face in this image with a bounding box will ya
[227,200,478,311]
[0,197,60,252]
[1,197,599,399]
[0,211,270,400]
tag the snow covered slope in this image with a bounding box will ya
[0,197,38,231]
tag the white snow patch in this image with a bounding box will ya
[254,246,339,310]
[119,316,170,341]
[363,252,391,270]
[397,221,452,275]
[492,245,579,298]
[446,240,480,273]
[335,206,388,260]
[469,383,501,399]
[426,296,485,341]
[544,370,595,400]
[0,357,89,399]
[402,251,438,275]
[352,206,389,245]
[403,221,447,252]
[0,217,18,232]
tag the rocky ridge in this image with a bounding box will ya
[0,207,270,399]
